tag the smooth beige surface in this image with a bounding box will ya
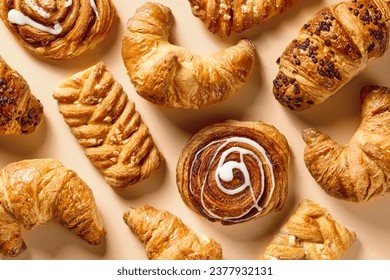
[0,0,389,260]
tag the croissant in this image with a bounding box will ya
[188,0,298,37]
[0,0,116,59]
[259,199,356,260]
[273,0,390,111]
[121,2,256,109]
[123,205,223,260]
[0,159,105,257]
[176,120,290,225]
[302,85,390,202]
[53,62,162,191]
[0,55,43,135]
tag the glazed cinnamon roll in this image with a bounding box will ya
[0,0,116,59]
[176,120,290,225]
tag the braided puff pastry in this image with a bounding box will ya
[259,199,356,260]
[273,0,390,111]
[302,85,390,202]
[123,205,223,260]
[189,0,298,38]
[177,120,290,225]
[121,2,255,109]
[53,62,162,191]
[0,55,43,135]
[0,0,116,59]
[0,159,105,257]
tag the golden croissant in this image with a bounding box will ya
[302,85,390,202]
[0,55,43,135]
[188,0,298,37]
[123,205,223,260]
[176,120,290,225]
[259,199,356,260]
[0,159,105,257]
[273,0,390,111]
[0,0,116,59]
[53,62,162,191]
[121,2,256,109]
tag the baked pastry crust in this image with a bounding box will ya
[0,159,105,257]
[0,0,116,59]
[53,62,162,191]
[0,55,43,135]
[176,120,290,225]
[273,0,390,111]
[121,2,255,109]
[123,205,223,260]
[259,199,356,260]
[302,85,390,202]
[189,0,297,37]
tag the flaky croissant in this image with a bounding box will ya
[121,2,255,109]
[0,159,105,257]
[189,0,298,37]
[273,0,390,111]
[123,205,223,260]
[302,85,390,202]
[0,55,43,135]
[53,62,162,191]
[259,199,356,260]
[176,120,290,225]
[0,0,116,59]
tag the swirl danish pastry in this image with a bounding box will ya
[176,120,290,225]
[0,0,116,59]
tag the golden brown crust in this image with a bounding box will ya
[176,120,290,225]
[0,159,105,257]
[189,0,298,37]
[123,205,223,260]
[0,55,43,135]
[121,2,255,109]
[0,0,116,59]
[273,0,390,111]
[53,62,162,191]
[259,199,356,260]
[302,85,390,202]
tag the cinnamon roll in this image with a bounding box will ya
[176,120,290,225]
[0,0,116,59]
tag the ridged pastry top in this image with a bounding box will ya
[177,120,290,225]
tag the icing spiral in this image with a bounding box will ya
[0,0,116,59]
[177,120,290,225]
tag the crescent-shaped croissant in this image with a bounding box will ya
[188,0,298,37]
[53,62,162,191]
[176,120,290,225]
[0,159,105,257]
[0,55,43,135]
[273,0,390,111]
[121,2,256,109]
[259,199,356,260]
[302,85,390,202]
[0,0,116,59]
[123,205,223,260]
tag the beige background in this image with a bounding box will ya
[0,0,389,260]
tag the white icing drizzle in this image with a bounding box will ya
[7,0,100,35]
[8,9,62,35]
[64,0,73,7]
[25,0,50,18]
[90,0,99,18]
[189,137,276,223]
